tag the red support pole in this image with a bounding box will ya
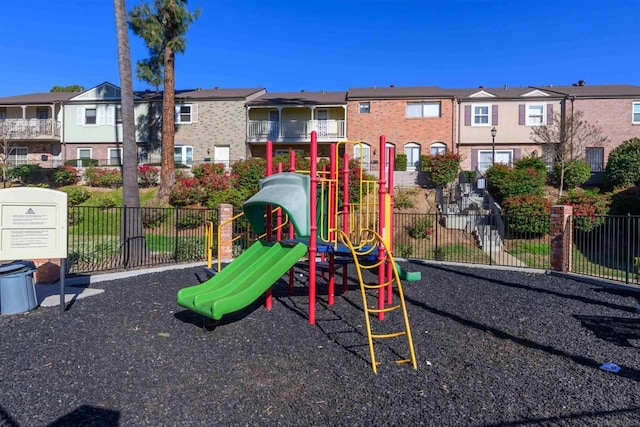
[288,150,296,295]
[265,140,273,311]
[377,135,387,320]
[386,146,395,305]
[276,163,283,242]
[342,152,350,294]
[308,131,318,324]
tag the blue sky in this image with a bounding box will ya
[0,0,638,97]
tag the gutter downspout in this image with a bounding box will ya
[455,97,461,155]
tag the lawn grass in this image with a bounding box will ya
[506,241,551,269]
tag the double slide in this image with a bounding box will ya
[177,240,307,320]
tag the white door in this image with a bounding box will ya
[404,143,420,171]
[316,109,329,137]
[214,146,230,168]
[353,144,371,171]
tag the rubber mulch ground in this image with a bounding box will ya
[2,261,640,426]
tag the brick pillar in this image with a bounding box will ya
[218,204,234,262]
[550,205,572,272]
[33,258,61,284]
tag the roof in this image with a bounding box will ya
[529,84,640,98]
[247,91,347,106]
[347,86,453,100]
[134,87,265,101]
[0,92,80,105]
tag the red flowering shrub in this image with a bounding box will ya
[137,165,159,187]
[54,165,79,186]
[169,177,205,206]
[560,190,610,231]
[84,167,122,188]
[420,151,462,186]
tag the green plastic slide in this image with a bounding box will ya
[177,240,308,320]
[394,262,422,282]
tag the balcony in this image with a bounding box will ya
[0,119,61,139]
[248,120,345,142]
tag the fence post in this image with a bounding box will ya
[626,213,631,284]
[218,204,234,262]
[550,205,573,272]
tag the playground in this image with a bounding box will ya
[2,262,640,425]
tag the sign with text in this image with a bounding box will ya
[0,188,68,260]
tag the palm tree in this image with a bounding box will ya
[115,0,146,262]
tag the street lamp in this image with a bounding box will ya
[490,126,497,166]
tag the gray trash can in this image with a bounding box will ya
[0,260,37,315]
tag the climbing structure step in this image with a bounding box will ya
[335,229,417,374]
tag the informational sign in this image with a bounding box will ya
[0,188,68,260]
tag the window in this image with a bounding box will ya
[430,142,446,155]
[175,104,193,124]
[108,148,123,166]
[85,108,97,125]
[138,146,149,164]
[473,105,490,125]
[358,102,370,114]
[633,102,640,124]
[406,102,440,118]
[0,108,6,119]
[585,147,604,172]
[174,145,193,166]
[115,105,122,124]
[527,104,545,125]
[478,150,513,172]
[7,147,27,166]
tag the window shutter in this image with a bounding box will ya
[77,107,83,125]
[98,105,106,125]
[518,104,525,125]
[464,106,471,126]
[192,104,198,123]
[491,105,498,126]
[107,105,115,126]
[546,104,554,125]
[471,149,478,171]
[174,105,180,124]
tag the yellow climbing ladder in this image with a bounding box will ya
[334,229,417,374]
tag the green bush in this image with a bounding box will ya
[85,167,123,188]
[192,162,227,179]
[610,185,640,215]
[395,154,408,171]
[486,164,545,202]
[406,216,433,239]
[420,152,461,187]
[604,137,640,189]
[176,237,204,261]
[177,209,206,229]
[67,206,83,226]
[555,159,591,190]
[394,189,415,209]
[205,188,252,210]
[515,154,548,176]
[559,189,609,231]
[231,157,266,193]
[63,186,91,206]
[502,195,551,235]
[94,193,118,210]
[141,207,168,228]
[8,164,48,184]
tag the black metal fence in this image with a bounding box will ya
[393,212,551,269]
[68,206,217,274]
[68,205,640,286]
[572,214,640,285]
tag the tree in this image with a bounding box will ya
[604,137,640,189]
[50,85,84,92]
[0,121,33,187]
[128,0,200,201]
[530,110,608,196]
[115,0,146,262]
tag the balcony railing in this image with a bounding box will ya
[0,119,61,138]
[248,120,345,142]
